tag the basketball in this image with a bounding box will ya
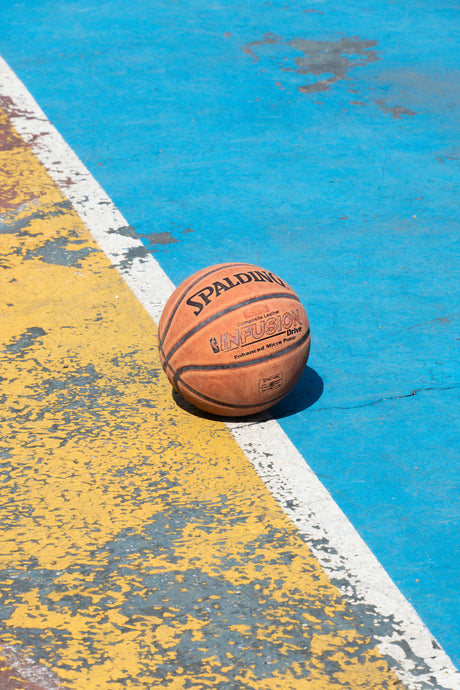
[157,262,311,416]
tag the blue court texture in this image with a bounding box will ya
[1,0,459,668]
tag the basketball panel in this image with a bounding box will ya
[175,340,311,416]
[158,262,266,347]
[164,296,309,375]
[158,262,311,416]
[158,263,301,364]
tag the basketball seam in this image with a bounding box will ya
[173,333,310,411]
[173,327,311,391]
[158,263,257,348]
[176,376,295,412]
[162,292,303,372]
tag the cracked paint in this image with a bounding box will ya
[311,385,458,412]
[0,106,413,688]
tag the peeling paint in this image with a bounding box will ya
[243,34,379,95]
[145,231,178,246]
[116,244,150,270]
[376,100,417,118]
[243,32,279,61]
[0,201,74,235]
[289,37,379,93]
[107,225,137,238]
[24,237,97,266]
[5,327,47,354]
[0,105,26,151]
[0,103,411,688]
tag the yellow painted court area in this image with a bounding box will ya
[0,107,405,688]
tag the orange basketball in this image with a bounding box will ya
[157,262,311,416]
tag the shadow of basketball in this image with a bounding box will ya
[172,389,225,422]
[171,365,323,422]
[270,365,324,419]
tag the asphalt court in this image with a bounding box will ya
[0,0,459,687]
[0,93,414,689]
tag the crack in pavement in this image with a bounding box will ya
[312,385,458,412]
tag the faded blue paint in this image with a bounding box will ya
[1,0,458,665]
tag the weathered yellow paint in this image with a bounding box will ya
[0,106,406,688]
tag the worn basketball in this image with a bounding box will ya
[157,262,311,416]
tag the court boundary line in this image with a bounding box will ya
[1,55,458,690]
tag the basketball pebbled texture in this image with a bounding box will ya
[157,262,311,416]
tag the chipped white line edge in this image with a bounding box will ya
[228,416,459,690]
[1,55,458,690]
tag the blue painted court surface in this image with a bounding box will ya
[1,0,459,671]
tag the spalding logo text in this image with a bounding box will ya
[186,270,288,316]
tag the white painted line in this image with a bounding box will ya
[1,55,458,690]
[228,415,459,690]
